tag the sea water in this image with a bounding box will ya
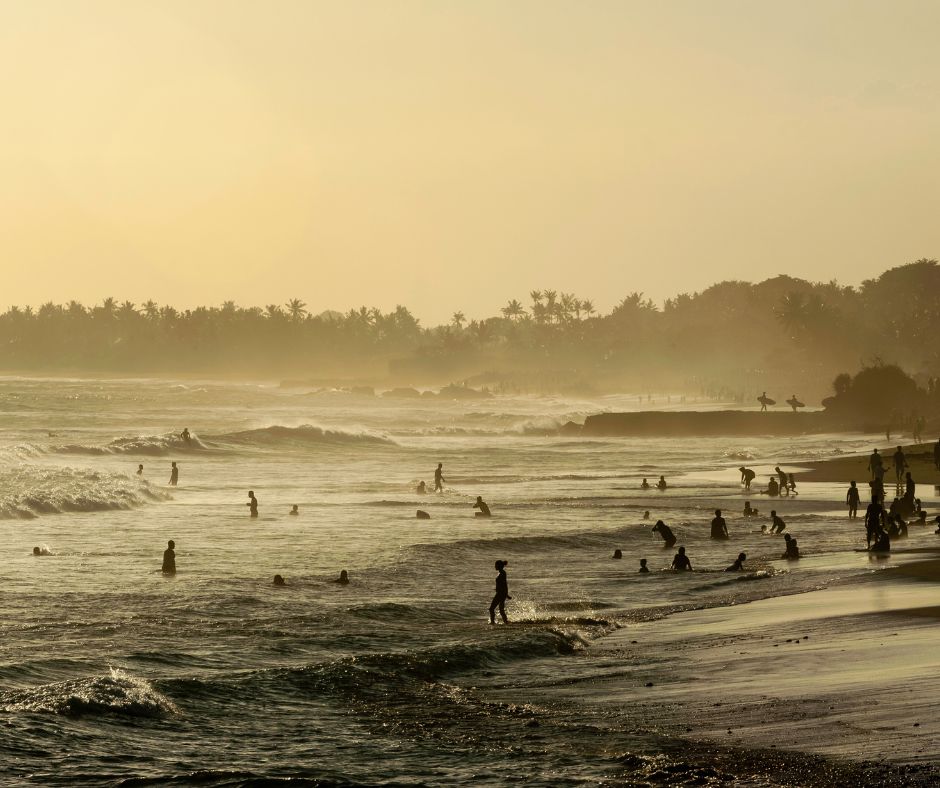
[0,378,931,785]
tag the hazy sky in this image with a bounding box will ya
[2,0,938,324]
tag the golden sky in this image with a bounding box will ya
[2,0,938,323]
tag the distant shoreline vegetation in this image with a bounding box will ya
[1,259,938,398]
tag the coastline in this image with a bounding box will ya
[795,444,940,486]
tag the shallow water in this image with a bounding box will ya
[0,378,935,785]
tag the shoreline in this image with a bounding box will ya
[795,443,940,486]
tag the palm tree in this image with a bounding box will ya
[142,300,160,320]
[581,299,595,318]
[285,299,308,322]
[543,290,558,324]
[452,311,466,329]
[501,299,525,321]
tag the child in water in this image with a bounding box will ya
[639,558,649,573]
[289,505,299,516]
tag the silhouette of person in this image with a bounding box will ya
[868,449,883,480]
[934,439,940,471]
[652,520,676,548]
[893,446,908,483]
[489,560,510,624]
[710,509,729,540]
[770,510,786,533]
[656,476,667,490]
[783,535,800,560]
[473,496,491,517]
[870,528,890,553]
[739,466,756,490]
[416,481,427,494]
[273,574,286,586]
[181,428,192,444]
[786,394,803,412]
[864,495,885,548]
[846,481,860,519]
[335,569,349,585]
[643,510,650,519]
[32,546,52,556]
[759,391,769,412]
[726,552,747,571]
[743,501,759,518]
[671,546,692,571]
[247,490,259,517]
[775,466,788,496]
[162,540,176,575]
[136,464,144,476]
[289,505,299,516]
[761,476,780,497]
[434,463,445,492]
[640,478,651,489]
[416,509,431,519]
[612,549,623,559]
[787,473,798,495]
[169,462,179,486]
[639,558,649,573]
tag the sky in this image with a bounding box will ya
[1,0,938,324]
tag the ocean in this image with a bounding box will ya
[0,378,934,786]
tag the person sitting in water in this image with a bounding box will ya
[640,478,651,490]
[652,520,677,548]
[870,527,890,553]
[656,476,667,490]
[726,552,747,572]
[643,510,650,519]
[671,546,692,571]
[162,540,176,575]
[612,549,623,559]
[246,490,259,517]
[289,505,299,516]
[136,463,144,476]
[473,496,491,517]
[769,510,786,534]
[782,534,800,560]
[743,501,759,518]
[760,524,769,534]
[710,509,729,540]
[760,477,780,497]
[180,427,192,444]
[416,481,427,494]
[934,515,940,534]
[639,558,649,573]
[739,466,756,490]
[334,569,350,585]
[273,574,286,586]
[912,510,928,527]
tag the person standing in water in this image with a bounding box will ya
[473,496,491,517]
[868,449,883,480]
[893,446,908,485]
[671,546,692,571]
[247,490,259,517]
[710,509,729,540]
[639,559,649,573]
[739,466,756,490]
[864,494,885,549]
[136,464,144,477]
[162,540,176,575]
[489,560,511,624]
[770,510,786,533]
[169,462,179,486]
[656,476,667,490]
[652,520,677,548]
[846,481,860,519]
[434,463,445,493]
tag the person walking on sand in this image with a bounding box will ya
[246,490,259,517]
[893,446,908,484]
[868,449,883,481]
[846,481,860,519]
[489,560,511,624]
[162,540,176,575]
[434,463,445,493]
[169,461,179,486]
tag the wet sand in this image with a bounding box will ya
[796,443,940,487]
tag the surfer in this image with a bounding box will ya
[247,490,259,517]
[671,546,692,571]
[864,495,885,548]
[434,463,445,492]
[489,560,510,624]
[652,520,677,548]
[639,558,649,573]
[289,505,299,516]
[162,540,176,575]
[770,510,786,533]
[710,509,729,540]
[473,496,492,517]
[725,552,747,572]
[334,569,350,585]
[640,478,651,490]
[786,394,804,412]
[758,391,774,411]
[169,461,179,486]
[136,463,144,476]
[893,446,908,483]
[743,501,759,518]
[739,466,756,490]
[656,475,667,490]
[846,481,860,519]
[180,427,192,444]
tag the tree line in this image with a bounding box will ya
[1,259,937,397]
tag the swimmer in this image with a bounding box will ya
[434,463,445,493]
[289,505,299,516]
[743,501,759,518]
[770,510,786,534]
[246,490,259,517]
[489,560,510,624]
[612,549,623,559]
[643,510,650,520]
[169,461,179,486]
[782,534,800,560]
[334,569,350,585]
[136,463,144,476]
[162,540,176,575]
[656,475,667,490]
[273,574,286,586]
[639,558,649,573]
[739,466,756,490]
[671,546,692,571]
[640,478,651,490]
[416,481,427,494]
[32,545,53,556]
[710,509,729,540]
[725,552,747,572]
[652,520,677,548]
[181,427,192,444]
[473,496,491,517]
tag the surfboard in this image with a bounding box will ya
[786,398,805,408]
[758,396,776,406]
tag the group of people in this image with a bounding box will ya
[640,476,669,490]
[739,466,797,497]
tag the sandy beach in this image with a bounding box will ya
[796,443,940,488]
